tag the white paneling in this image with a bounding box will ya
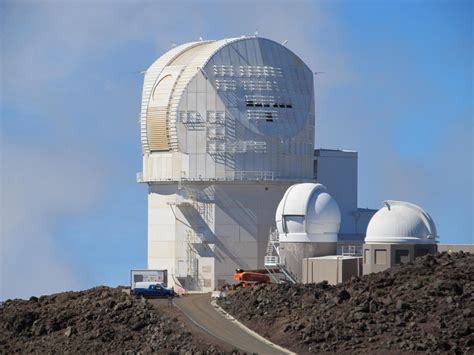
[196,154,206,177]
[205,154,215,178]
[196,93,207,118]
[215,224,240,239]
[148,225,176,242]
[148,241,176,258]
[148,208,175,225]
[196,71,207,93]
[239,227,256,242]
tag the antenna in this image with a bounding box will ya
[281,40,288,45]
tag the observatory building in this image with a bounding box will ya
[138,37,315,291]
[274,183,340,281]
[362,200,438,274]
[138,36,376,291]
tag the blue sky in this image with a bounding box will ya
[1,0,472,299]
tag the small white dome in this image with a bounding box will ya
[276,183,341,242]
[365,200,438,244]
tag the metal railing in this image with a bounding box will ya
[137,170,277,183]
[264,255,280,266]
[264,227,298,284]
[341,245,363,256]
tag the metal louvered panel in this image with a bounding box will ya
[147,107,169,151]
[145,66,186,152]
[142,38,243,153]
[140,41,210,154]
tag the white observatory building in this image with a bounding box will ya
[138,37,315,291]
[363,200,438,274]
[274,183,341,281]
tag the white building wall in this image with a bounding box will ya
[148,184,179,275]
[147,182,291,292]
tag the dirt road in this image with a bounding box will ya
[172,293,290,354]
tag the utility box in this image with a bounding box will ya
[130,269,168,289]
[302,256,362,285]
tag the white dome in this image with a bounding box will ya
[365,200,438,244]
[276,183,341,243]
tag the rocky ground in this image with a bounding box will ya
[0,286,224,354]
[218,252,474,354]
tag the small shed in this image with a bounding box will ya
[302,255,362,285]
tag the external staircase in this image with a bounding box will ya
[264,228,298,284]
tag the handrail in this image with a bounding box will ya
[341,245,363,256]
[137,171,314,184]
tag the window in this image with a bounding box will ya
[375,249,387,265]
[364,249,370,264]
[395,249,410,264]
[134,275,143,282]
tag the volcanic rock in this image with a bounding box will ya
[218,252,474,354]
[0,286,222,353]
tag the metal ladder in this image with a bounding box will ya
[264,228,298,284]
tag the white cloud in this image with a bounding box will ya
[0,139,106,299]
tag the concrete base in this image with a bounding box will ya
[279,242,337,282]
[363,243,437,275]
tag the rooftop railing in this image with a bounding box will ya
[341,245,363,256]
[137,170,279,183]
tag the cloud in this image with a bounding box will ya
[0,138,105,299]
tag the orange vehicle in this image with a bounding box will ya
[233,268,278,288]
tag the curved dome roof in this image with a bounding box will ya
[140,36,314,155]
[365,200,438,244]
[276,183,341,243]
[140,38,240,153]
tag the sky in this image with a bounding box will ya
[1,0,472,300]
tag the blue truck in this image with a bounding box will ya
[132,282,174,298]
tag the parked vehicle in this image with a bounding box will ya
[233,268,274,288]
[130,269,168,289]
[134,281,164,289]
[132,283,174,298]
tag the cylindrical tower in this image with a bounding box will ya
[138,37,315,291]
